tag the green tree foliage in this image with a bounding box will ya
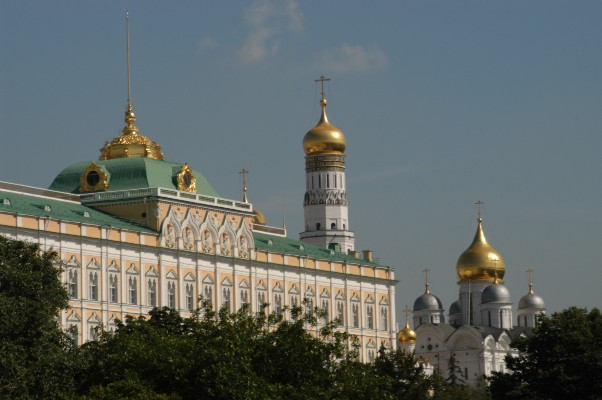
[0,236,79,399]
[490,307,602,400]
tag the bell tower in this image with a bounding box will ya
[299,76,355,253]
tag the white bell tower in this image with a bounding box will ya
[299,76,355,253]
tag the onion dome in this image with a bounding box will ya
[481,275,512,304]
[449,299,461,315]
[413,278,443,311]
[456,217,505,283]
[99,104,164,161]
[303,97,346,155]
[519,280,545,309]
[398,305,417,343]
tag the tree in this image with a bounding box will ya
[0,236,79,399]
[490,307,602,400]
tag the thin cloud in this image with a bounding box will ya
[197,37,218,53]
[312,44,388,74]
[238,0,303,64]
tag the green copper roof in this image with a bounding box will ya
[48,158,218,196]
[253,232,388,269]
[0,190,155,233]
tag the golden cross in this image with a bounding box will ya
[239,168,249,203]
[475,200,483,220]
[315,74,330,100]
[404,304,411,324]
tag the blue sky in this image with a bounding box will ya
[1,1,601,326]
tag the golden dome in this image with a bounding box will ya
[398,323,417,343]
[253,209,267,225]
[398,305,416,343]
[99,104,164,161]
[456,218,505,283]
[303,98,346,155]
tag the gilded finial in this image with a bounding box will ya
[315,74,331,120]
[122,10,139,136]
[527,268,534,294]
[491,256,499,283]
[239,168,249,203]
[476,200,483,222]
[423,267,431,294]
[404,304,411,327]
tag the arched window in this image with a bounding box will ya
[89,272,98,301]
[316,223,321,231]
[352,302,360,328]
[147,279,157,307]
[128,277,137,305]
[186,283,194,311]
[367,305,374,329]
[168,281,176,309]
[68,270,78,299]
[331,223,336,230]
[109,274,118,303]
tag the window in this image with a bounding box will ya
[367,305,374,329]
[380,306,389,331]
[337,301,345,326]
[240,289,249,309]
[290,294,299,319]
[186,283,195,311]
[307,297,314,317]
[68,270,78,299]
[147,279,157,307]
[203,283,213,308]
[69,324,78,342]
[89,325,99,342]
[257,290,266,313]
[321,299,330,324]
[89,272,98,301]
[128,276,137,305]
[352,303,359,328]
[222,287,231,310]
[316,223,321,231]
[368,349,376,363]
[109,274,118,303]
[331,223,336,230]
[274,293,283,315]
[168,281,176,309]
[334,174,337,188]
[326,174,330,188]
[318,175,321,188]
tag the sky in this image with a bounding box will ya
[1,1,601,327]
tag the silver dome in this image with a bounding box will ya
[519,293,545,309]
[481,283,511,304]
[413,293,443,311]
[449,299,461,315]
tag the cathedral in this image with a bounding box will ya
[397,211,546,385]
[0,28,397,360]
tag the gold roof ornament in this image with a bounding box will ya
[176,163,196,193]
[398,305,417,343]
[456,202,506,283]
[303,75,346,155]
[99,11,164,161]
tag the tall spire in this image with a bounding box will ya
[98,11,164,161]
[122,10,139,136]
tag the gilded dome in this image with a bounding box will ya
[303,98,346,155]
[398,323,417,343]
[253,209,267,225]
[456,218,505,283]
[99,104,164,161]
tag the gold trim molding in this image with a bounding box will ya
[176,163,196,193]
[80,162,109,193]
